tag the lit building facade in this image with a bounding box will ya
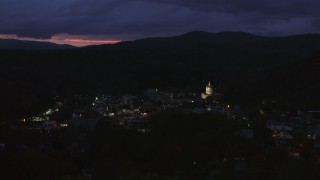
[201,82,213,99]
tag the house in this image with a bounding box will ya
[267,125,293,144]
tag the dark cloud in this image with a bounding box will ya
[0,0,319,40]
[159,0,320,16]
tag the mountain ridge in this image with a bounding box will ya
[0,38,75,50]
[2,31,320,50]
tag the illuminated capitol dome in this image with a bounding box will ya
[201,82,213,99]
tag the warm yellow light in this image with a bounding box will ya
[60,124,68,127]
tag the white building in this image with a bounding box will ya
[201,82,213,99]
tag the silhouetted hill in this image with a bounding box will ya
[222,52,320,108]
[84,31,320,68]
[0,38,74,49]
[1,31,320,120]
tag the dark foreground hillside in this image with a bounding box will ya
[1,111,319,180]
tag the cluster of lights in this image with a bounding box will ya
[31,117,47,122]
[60,124,68,128]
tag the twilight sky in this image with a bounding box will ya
[0,0,319,46]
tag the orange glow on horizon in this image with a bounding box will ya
[0,33,122,47]
[55,38,120,46]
